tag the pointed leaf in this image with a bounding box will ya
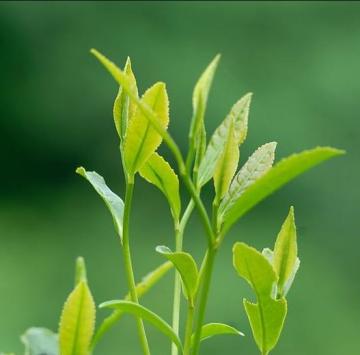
[139,152,181,221]
[113,57,138,141]
[189,55,220,147]
[59,272,96,355]
[222,147,344,234]
[91,262,173,351]
[156,246,198,300]
[213,117,239,201]
[244,298,287,354]
[21,328,58,355]
[273,207,298,296]
[197,94,252,188]
[76,167,124,241]
[233,242,287,354]
[75,256,87,286]
[190,323,244,348]
[91,50,172,151]
[233,242,277,297]
[219,142,277,221]
[124,82,169,176]
[100,300,182,351]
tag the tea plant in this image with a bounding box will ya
[3,51,344,355]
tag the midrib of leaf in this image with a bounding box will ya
[146,164,167,198]
[70,283,85,355]
[244,257,267,353]
[130,88,162,174]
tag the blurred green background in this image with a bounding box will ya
[0,1,358,354]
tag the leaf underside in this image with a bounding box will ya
[21,327,59,355]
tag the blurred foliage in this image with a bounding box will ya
[0,2,359,354]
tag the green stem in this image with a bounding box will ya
[171,200,195,355]
[183,301,195,355]
[191,246,217,355]
[122,179,151,355]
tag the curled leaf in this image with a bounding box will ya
[139,152,181,221]
[76,167,124,241]
[113,57,138,141]
[156,246,198,301]
[190,323,244,348]
[124,82,169,176]
[100,300,182,351]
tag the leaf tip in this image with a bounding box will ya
[155,245,171,255]
[75,166,86,176]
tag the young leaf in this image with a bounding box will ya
[189,54,220,153]
[273,206,298,297]
[75,256,87,286]
[213,117,239,201]
[76,167,124,241]
[100,300,182,351]
[21,327,59,355]
[139,152,181,221]
[233,242,287,355]
[197,93,252,188]
[113,57,138,141]
[59,259,95,355]
[222,147,345,234]
[190,323,244,348]
[219,142,277,220]
[156,246,198,300]
[244,297,287,355]
[91,262,173,351]
[124,82,169,176]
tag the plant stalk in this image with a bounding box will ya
[171,200,195,355]
[122,179,151,355]
[183,302,195,355]
[191,246,217,355]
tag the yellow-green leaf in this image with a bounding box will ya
[213,117,239,201]
[124,82,169,176]
[113,57,138,141]
[139,152,181,221]
[100,300,182,351]
[244,297,287,355]
[156,246,198,301]
[189,54,220,145]
[219,142,276,221]
[222,147,344,234]
[273,207,299,297]
[190,323,244,348]
[233,242,287,355]
[197,93,251,189]
[59,260,95,355]
[76,167,124,241]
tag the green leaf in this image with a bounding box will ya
[59,259,96,355]
[190,323,244,348]
[113,57,138,141]
[124,82,169,176]
[213,117,239,201]
[233,242,277,297]
[91,262,173,351]
[273,206,298,297]
[219,142,277,221]
[139,152,181,221]
[75,256,87,286]
[222,147,345,234]
[21,328,58,355]
[76,167,124,242]
[233,242,287,354]
[156,246,198,300]
[100,300,182,351]
[197,93,252,188]
[244,298,287,355]
[189,54,220,147]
